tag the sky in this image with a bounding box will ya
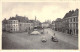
[2,2,79,22]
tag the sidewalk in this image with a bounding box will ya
[57,31,78,38]
[48,29,78,47]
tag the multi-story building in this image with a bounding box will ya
[53,9,78,36]
[62,17,69,33]
[6,19,19,32]
[2,15,41,32]
[62,10,75,33]
[3,15,36,32]
[62,9,78,35]
[19,22,34,32]
[55,18,62,31]
[68,9,78,35]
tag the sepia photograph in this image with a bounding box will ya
[2,2,79,49]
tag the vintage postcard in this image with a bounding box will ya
[1,0,80,52]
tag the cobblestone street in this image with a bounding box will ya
[2,28,78,49]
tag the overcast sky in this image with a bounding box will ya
[2,2,79,22]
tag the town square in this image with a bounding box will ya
[2,2,79,49]
[2,28,78,49]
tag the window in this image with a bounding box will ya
[11,29,12,30]
[14,21,15,24]
[11,21,13,24]
[76,29,78,34]
[70,19,72,22]
[76,23,78,27]
[73,18,75,22]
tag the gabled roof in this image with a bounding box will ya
[9,15,29,23]
[72,9,79,16]
[63,10,74,19]
[9,17,17,20]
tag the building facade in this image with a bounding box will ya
[6,20,19,32]
[3,15,35,32]
[53,9,79,36]
[41,23,49,28]
[68,9,78,35]
[19,22,34,32]
[2,15,41,32]
[62,18,69,33]
[54,18,62,31]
